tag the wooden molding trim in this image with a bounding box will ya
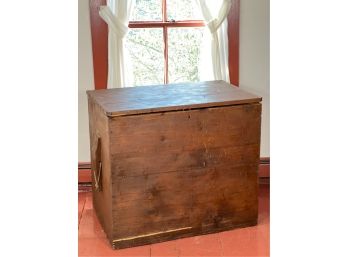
[90,0,108,90]
[259,157,270,178]
[260,157,270,165]
[78,162,92,184]
[227,0,240,86]
[78,157,270,190]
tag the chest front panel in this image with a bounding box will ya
[108,103,261,247]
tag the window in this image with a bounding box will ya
[125,0,205,86]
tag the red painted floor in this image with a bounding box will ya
[78,184,269,257]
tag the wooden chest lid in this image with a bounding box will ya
[87,80,262,117]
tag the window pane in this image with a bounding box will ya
[125,28,164,86]
[167,0,203,21]
[130,0,162,21]
[168,27,204,83]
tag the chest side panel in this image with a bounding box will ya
[109,103,261,247]
[87,97,113,241]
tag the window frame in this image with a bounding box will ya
[128,0,205,84]
[89,0,240,89]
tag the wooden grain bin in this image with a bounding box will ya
[87,80,262,249]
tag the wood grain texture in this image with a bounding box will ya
[87,81,262,249]
[78,159,270,186]
[87,80,261,117]
[108,103,261,248]
[87,96,113,244]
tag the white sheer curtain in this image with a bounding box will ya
[99,0,134,88]
[196,0,232,82]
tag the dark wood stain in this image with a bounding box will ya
[87,80,261,117]
[87,81,262,249]
[87,96,113,245]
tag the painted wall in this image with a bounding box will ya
[78,0,94,161]
[78,0,270,161]
[239,0,270,157]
